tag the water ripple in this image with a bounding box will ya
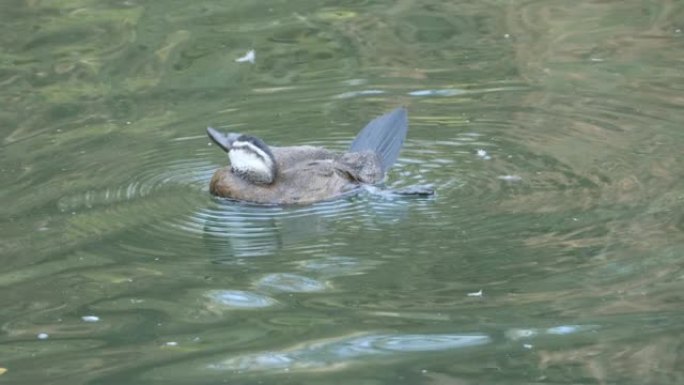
[209,332,491,373]
[254,273,328,293]
[205,290,278,309]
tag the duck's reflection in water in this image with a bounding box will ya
[199,188,432,261]
[199,198,346,260]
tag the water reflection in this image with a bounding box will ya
[295,255,380,278]
[135,331,491,381]
[206,290,279,309]
[254,273,328,293]
[506,324,600,341]
[211,333,491,372]
[2,0,684,384]
[198,198,353,259]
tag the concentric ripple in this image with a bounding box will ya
[55,133,450,262]
[53,111,541,263]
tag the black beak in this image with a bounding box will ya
[207,127,240,153]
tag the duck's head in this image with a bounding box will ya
[207,127,277,185]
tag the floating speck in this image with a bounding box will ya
[504,33,510,39]
[235,49,255,64]
[334,89,385,99]
[547,325,579,335]
[467,289,483,297]
[81,315,100,322]
[497,175,522,182]
[408,88,465,97]
[165,341,178,347]
[409,89,436,97]
[476,149,491,160]
[523,344,533,349]
[37,333,49,340]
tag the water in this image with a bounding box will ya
[1,1,684,384]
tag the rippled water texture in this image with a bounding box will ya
[2,0,684,384]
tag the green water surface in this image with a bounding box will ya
[1,1,684,384]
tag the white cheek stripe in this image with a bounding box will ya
[236,142,274,170]
[228,141,275,181]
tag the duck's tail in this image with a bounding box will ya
[348,107,408,174]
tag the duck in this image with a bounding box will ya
[206,107,408,205]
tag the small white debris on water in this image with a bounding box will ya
[523,344,533,349]
[343,78,367,86]
[590,58,604,62]
[497,175,522,182]
[165,341,178,347]
[408,88,465,97]
[547,325,579,335]
[37,333,49,340]
[505,328,537,340]
[235,49,255,64]
[81,315,100,322]
[335,89,385,99]
[476,149,491,160]
[504,33,510,39]
[467,289,483,297]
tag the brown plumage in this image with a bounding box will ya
[207,108,408,205]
